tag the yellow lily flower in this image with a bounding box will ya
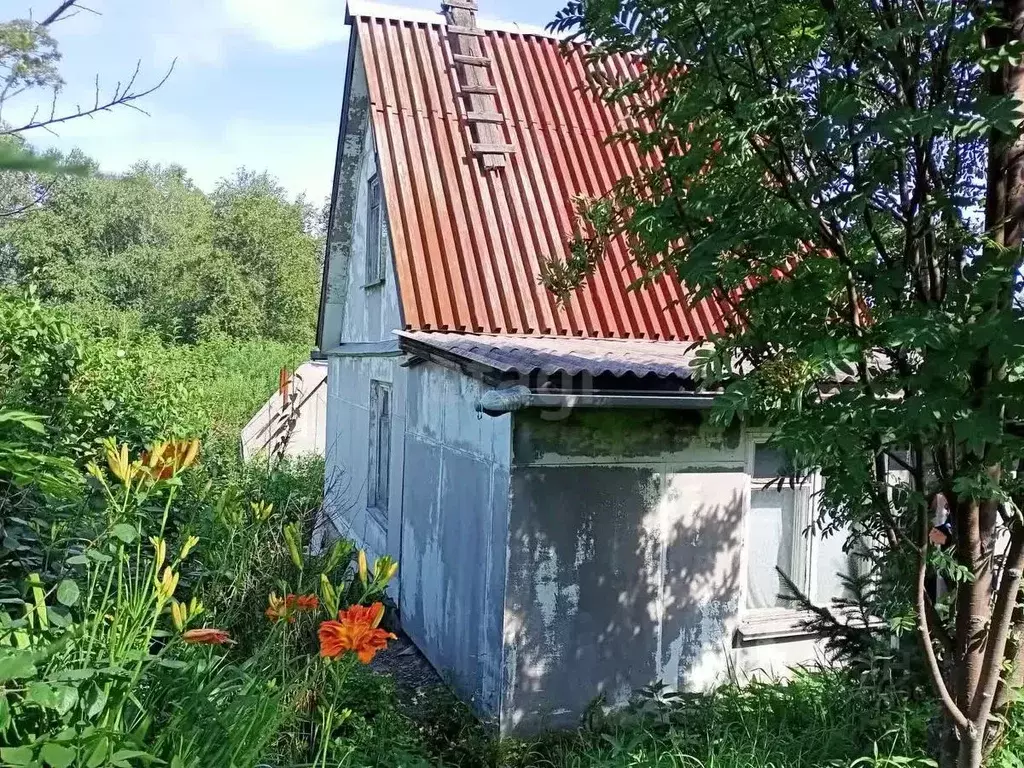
[105,441,132,485]
[146,441,169,468]
[179,439,200,471]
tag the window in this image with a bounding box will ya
[367,380,391,519]
[364,174,388,285]
[745,442,862,613]
[746,445,812,610]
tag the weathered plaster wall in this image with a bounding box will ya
[323,354,405,562]
[320,36,401,349]
[502,409,821,733]
[324,356,512,720]
[334,120,402,344]
[399,362,512,719]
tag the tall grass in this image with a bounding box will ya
[499,672,935,768]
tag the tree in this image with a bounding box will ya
[0,1,171,197]
[0,162,323,345]
[547,1,1024,766]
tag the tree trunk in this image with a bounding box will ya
[958,733,984,768]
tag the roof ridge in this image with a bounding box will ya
[345,0,559,39]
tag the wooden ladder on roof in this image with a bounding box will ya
[442,0,513,169]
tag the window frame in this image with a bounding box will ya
[741,435,824,618]
[367,379,392,524]
[364,173,388,287]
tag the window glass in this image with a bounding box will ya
[365,175,382,284]
[367,380,391,519]
[746,485,800,609]
[813,528,860,605]
[753,445,790,479]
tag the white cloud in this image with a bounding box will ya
[222,0,347,51]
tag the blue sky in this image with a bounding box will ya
[9,0,558,204]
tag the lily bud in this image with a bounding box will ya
[179,535,199,561]
[320,573,339,618]
[149,536,167,571]
[156,567,179,600]
[283,523,304,571]
[357,550,368,586]
[170,599,187,631]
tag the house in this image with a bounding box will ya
[314,0,858,733]
[240,361,328,463]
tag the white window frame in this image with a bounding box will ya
[364,174,388,287]
[367,379,392,523]
[741,435,825,620]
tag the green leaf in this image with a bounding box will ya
[110,524,137,544]
[55,580,79,607]
[0,694,10,730]
[46,607,72,628]
[0,649,37,681]
[85,684,108,719]
[25,682,77,715]
[52,668,95,682]
[0,410,46,433]
[0,745,35,766]
[65,554,89,566]
[85,738,108,768]
[39,742,75,768]
[110,749,152,766]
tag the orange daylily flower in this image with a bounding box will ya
[318,602,396,663]
[265,592,320,623]
[182,628,233,645]
[295,594,320,612]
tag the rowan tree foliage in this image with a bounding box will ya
[547,1,1024,766]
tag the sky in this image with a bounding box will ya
[8,0,559,205]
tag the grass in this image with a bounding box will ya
[311,667,941,768]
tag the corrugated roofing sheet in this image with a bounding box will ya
[353,7,731,340]
[398,331,702,381]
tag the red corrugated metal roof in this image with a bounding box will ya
[353,6,730,340]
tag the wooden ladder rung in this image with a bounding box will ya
[442,0,479,9]
[465,111,505,123]
[471,143,515,154]
[460,83,498,95]
[447,24,485,36]
[453,54,491,66]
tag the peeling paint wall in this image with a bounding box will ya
[320,36,401,349]
[323,354,404,562]
[502,409,824,734]
[399,362,512,719]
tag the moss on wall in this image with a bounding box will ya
[512,408,740,464]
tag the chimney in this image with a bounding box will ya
[442,0,513,169]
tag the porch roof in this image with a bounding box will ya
[397,331,705,386]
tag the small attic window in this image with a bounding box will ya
[364,174,388,286]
